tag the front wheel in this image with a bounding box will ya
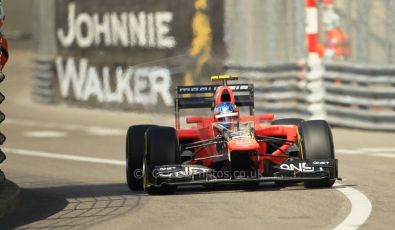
[298,120,337,188]
[144,126,180,195]
[126,125,156,191]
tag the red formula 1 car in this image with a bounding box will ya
[126,75,339,194]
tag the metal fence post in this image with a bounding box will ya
[389,0,395,64]
[32,0,57,103]
[265,0,276,64]
[356,0,369,63]
[294,0,306,60]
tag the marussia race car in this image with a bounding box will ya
[126,75,339,194]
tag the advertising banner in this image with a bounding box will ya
[53,0,224,110]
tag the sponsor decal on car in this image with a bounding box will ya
[279,162,322,172]
[178,84,250,94]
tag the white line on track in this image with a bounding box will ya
[334,183,372,230]
[4,118,124,136]
[4,147,373,229]
[24,131,68,138]
[3,148,125,166]
[337,148,395,158]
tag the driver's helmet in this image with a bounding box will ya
[214,102,239,128]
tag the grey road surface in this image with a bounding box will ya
[0,42,394,229]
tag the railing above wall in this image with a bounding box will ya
[226,62,312,119]
[324,62,395,131]
[226,61,395,131]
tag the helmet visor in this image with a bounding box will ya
[217,114,238,123]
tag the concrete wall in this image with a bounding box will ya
[2,0,33,39]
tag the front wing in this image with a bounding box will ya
[146,159,338,187]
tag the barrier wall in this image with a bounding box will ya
[33,0,395,131]
[33,0,224,111]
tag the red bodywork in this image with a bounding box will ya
[176,85,298,174]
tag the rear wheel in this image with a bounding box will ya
[298,120,336,188]
[126,125,156,191]
[144,126,180,195]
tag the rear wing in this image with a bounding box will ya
[175,84,254,129]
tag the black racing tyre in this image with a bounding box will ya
[298,120,336,188]
[144,126,180,195]
[272,118,304,126]
[126,125,156,191]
